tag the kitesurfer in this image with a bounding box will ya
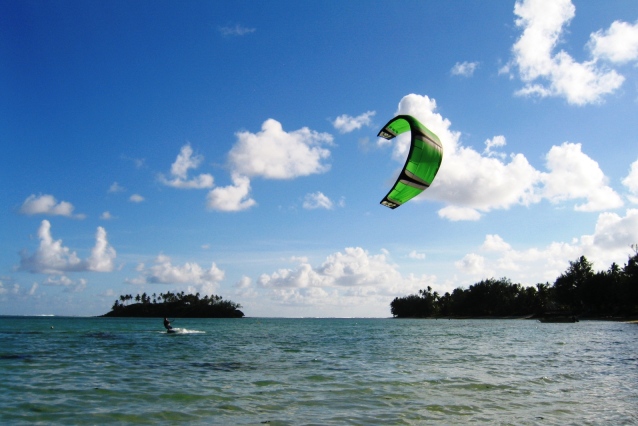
[163,317,173,330]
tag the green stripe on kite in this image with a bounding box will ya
[378,115,443,209]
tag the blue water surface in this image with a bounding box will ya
[1,316,637,425]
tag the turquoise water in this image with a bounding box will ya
[1,317,637,425]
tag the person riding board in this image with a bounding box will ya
[163,317,173,330]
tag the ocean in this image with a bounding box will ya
[1,316,636,425]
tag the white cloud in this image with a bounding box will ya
[437,206,481,221]
[303,192,333,210]
[228,118,333,179]
[87,227,116,272]
[386,93,623,220]
[219,24,256,37]
[159,144,214,189]
[129,194,145,203]
[253,248,436,312]
[484,135,507,156]
[19,194,85,219]
[541,142,623,211]
[108,182,125,193]
[509,0,625,105]
[332,111,376,133]
[206,173,256,212]
[622,159,638,204]
[100,211,114,220]
[455,253,489,276]
[128,254,225,295]
[451,61,479,77]
[589,20,638,64]
[408,250,426,260]
[43,276,87,293]
[481,234,512,252]
[453,210,638,285]
[18,220,116,275]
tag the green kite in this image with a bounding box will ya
[378,115,443,209]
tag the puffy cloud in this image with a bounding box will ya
[129,194,145,203]
[206,173,256,212]
[408,250,426,260]
[622,159,638,204]
[385,93,622,220]
[257,247,434,303]
[451,61,479,77]
[589,20,638,64]
[18,220,115,274]
[87,227,116,272]
[159,144,214,189]
[455,211,638,285]
[455,253,489,276]
[484,135,507,157]
[303,192,333,210]
[541,142,623,211]
[100,211,114,220]
[509,0,624,105]
[19,194,85,219]
[128,254,225,295]
[228,119,333,179]
[481,234,512,252]
[332,111,376,133]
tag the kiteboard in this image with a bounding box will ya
[167,328,177,334]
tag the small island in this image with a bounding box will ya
[102,291,244,318]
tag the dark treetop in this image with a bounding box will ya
[391,247,638,320]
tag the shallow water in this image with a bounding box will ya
[1,317,637,425]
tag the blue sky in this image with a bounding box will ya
[2,0,638,317]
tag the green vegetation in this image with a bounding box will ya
[103,291,244,318]
[391,247,638,319]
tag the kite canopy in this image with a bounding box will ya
[378,115,443,209]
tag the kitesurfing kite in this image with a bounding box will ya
[378,115,443,209]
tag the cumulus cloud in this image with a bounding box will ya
[206,173,256,212]
[451,61,479,77]
[228,119,333,179]
[128,254,225,295]
[19,194,85,219]
[484,135,507,156]
[129,194,145,203]
[159,144,214,189]
[87,227,117,272]
[19,220,116,275]
[252,248,436,311]
[456,210,638,286]
[384,93,623,220]
[408,250,426,260]
[507,0,631,105]
[541,142,623,211]
[589,20,638,64]
[302,192,334,210]
[332,111,376,133]
[100,211,114,220]
[622,159,638,204]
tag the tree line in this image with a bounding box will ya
[390,247,638,319]
[104,290,244,318]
